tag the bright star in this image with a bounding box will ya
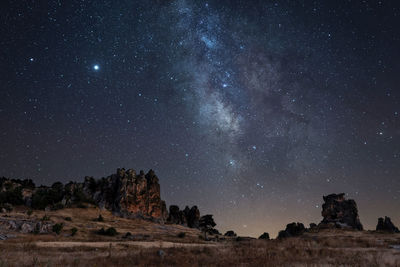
[93,64,100,70]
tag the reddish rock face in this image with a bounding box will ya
[91,168,168,221]
[1,169,169,222]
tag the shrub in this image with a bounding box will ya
[77,203,88,209]
[71,227,78,236]
[97,227,118,236]
[51,202,64,210]
[0,203,13,212]
[177,232,186,238]
[94,214,104,222]
[52,223,63,235]
[0,187,23,205]
[65,217,72,221]
[27,209,33,216]
[41,215,50,221]
[31,186,64,210]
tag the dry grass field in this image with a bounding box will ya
[1,207,400,266]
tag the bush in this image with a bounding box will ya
[51,202,65,210]
[94,214,104,222]
[27,209,33,216]
[77,203,88,209]
[65,217,72,221]
[0,203,13,212]
[177,232,186,238]
[0,187,23,205]
[71,227,78,236]
[97,227,118,236]
[31,186,64,210]
[41,215,50,221]
[52,223,63,235]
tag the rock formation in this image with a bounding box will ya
[0,168,170,222]
[278,222,305,238]
[166,205,200,228]
[167,205,187,225]
[376,216,400,233]
[319,193,363,230]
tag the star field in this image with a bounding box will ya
[1,0,400,237]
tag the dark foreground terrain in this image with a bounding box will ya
[1,207,400,266]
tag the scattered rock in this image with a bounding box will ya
[224,230,237,237]
[20,223,34,233]
[318,193,363,230]
[34,221,53,234]
[376,216,400,233]
[278,222,305,238]
[258,232,270,240]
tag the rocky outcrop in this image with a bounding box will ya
[278,222,305,238]
[0,168,169,222]
[376,216,400,233]
[167,205,200,228]
[167,205,186,225]
[319,193,363,230]
[70,168,168,221]
[184,206,200,228]
[0,217,53,234]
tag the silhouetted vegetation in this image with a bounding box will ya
[0,187,23,205]
[31,183,64,210]
[41,215,50,221]
[97,227,118,236]
[94,214,104,222]
[177,232,186,238]
[71,227,78,236]
[52,223,63,235]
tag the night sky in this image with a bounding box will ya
[1,0,400,237]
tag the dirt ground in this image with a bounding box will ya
[1,207,400,266]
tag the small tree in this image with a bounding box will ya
[199,215,216,240]
[71,227,78,236]
[52,223,63,235]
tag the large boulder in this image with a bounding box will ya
[376,216,400,233]
[318,193,363,230]
[278,222,305,238]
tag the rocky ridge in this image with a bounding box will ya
[0,169,207,229]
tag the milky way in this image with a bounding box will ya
[1,0,400,236]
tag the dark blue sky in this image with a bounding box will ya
[1,0,399,237]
